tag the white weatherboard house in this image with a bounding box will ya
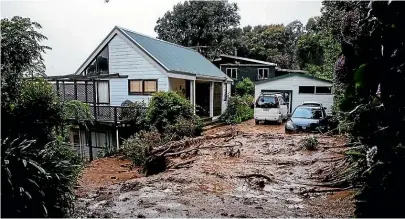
[47,26,232,160]
[254,73,334,114]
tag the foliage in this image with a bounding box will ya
[235,77,254,96]
[63,100,93,128]
[1,16,83,218]
[220,95,253,124]
[1,138,83,218]
[120,100,149,133]
[301,135,318,150]
[147,91,201,136]
[5,78,64,145]
[166,116,203,138]
[236,22,303,69]
[122,131,163,166]
[330,1,405,217]
[154,0,240,60]
[1,16,51,104]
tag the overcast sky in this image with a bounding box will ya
[1,0,322,76]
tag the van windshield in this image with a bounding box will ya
[292,107,323,119]
[255,95,278,108]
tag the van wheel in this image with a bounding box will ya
[255,120,259,125]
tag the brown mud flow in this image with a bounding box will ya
[74,120,354,218]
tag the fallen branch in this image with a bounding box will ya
[299,186,353,195]
[224,135,235,142]
[151,131,235,155]
[168,159,196,169]
[165,142,243,157]
[236,174,273,182]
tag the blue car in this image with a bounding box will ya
[285,104,329,133]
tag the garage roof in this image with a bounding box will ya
[255,73,332,85]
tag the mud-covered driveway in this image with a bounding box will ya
[74,120,354,218]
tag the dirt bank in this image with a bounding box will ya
[74,121,354,218]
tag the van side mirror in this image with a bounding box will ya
[323,107,327,110]
[287,113,292,118]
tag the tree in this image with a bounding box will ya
[154,0,240,60]
[1,16,51,104]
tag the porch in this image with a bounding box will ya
[169,77,228,120]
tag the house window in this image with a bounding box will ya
[97,81,110,103]
[226,68,237,79]
[299,86,315,94]
[315,86,332,94]
[128,79,158,95]
[84,45,109,75]
[258,68,269,80]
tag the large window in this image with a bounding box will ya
[299,86,332,94]
[299,86,315,94]
[128,79,158,95]
[258,68,269,80]
[84,45,109,75]
[226,68,237,79]
[315,86,332,94]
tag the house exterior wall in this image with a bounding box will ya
[108,34,169,106]
[220,64,276,84]
[254,75,334,114]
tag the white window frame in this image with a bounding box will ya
[257,68,270,80]
[226,68,238,79]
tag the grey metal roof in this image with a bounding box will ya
[219,54,277,66]
[255,73,332,85]
[118,27,230,80]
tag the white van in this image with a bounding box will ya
[254,93,288,124]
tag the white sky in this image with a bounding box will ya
[1,0,322,76]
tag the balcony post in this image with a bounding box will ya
[74,80,78,100]
[114,107,117,124]
[92,79,97,121]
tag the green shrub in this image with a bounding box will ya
[8,78,64,144]
[1,138,83,218]
[120,100,149,134]
[235,78,254,96]
[147,92,201,136]
[220,95,254,124]
[166,116,203,138]
[122,130,164,166]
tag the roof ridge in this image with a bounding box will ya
[116,26,198,52]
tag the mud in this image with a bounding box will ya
[74,121,354,218]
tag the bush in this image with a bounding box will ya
[220,95,254,124]
[166,116,203,138]
[147,92,202,136]
[301,135,319,150]
[1,138,83,217]
[235,78,254,96]
[120,100,149,134]
[122,131,163,166]
[6,78,64,144]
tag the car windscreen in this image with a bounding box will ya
[255,96,278,108]
[292,107,323,119]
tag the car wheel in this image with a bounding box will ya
[285,128,292,134]
[255,120,259,125]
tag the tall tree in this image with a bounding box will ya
[1,16,51,104]
[154,0,240,60]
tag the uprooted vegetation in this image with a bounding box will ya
[121,91,204,171]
